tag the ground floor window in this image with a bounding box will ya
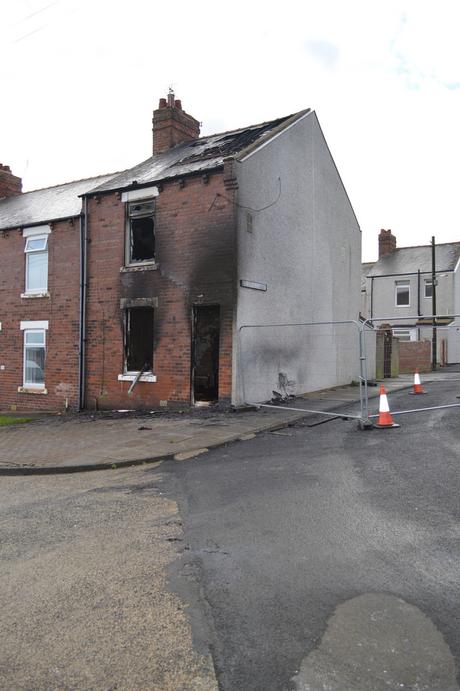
[23,329,46,387]
[125,307,154,372]
[392,328,416,342]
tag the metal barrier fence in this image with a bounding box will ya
[238,314,460,429]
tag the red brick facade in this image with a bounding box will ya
[0,94,242,412]
[84,171,236,410]
[0,220,80,411]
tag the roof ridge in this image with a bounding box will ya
[393,241,460,251]
[22,170,122,195]
[199,112,298,141]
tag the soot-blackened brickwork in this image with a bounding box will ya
[84,171,236,410]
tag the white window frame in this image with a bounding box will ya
[392,328,417,342]
[424,279,433,298]
[23,227,49,295]
[395,280,410,307]
[22,328,46,389]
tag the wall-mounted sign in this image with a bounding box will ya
[240,279,267,292]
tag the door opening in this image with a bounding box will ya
[192,305,220,404]
[383,328,392,378]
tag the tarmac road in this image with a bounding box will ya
[169,379,460,690]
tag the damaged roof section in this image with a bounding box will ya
[91,112,307,194]
[0,173,116,231]
[0,109,310,229]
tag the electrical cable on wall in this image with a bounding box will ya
[209,177,282,213]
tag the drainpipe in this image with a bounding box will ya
[431,236,437,370]
[417,269,421,340]
[78,196,88,409]
[417,269,421,317]
[370,276,374,320]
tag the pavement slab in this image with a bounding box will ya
[0,468,218,690]
[0,370,455,473]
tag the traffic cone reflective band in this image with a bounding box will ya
[375,385,400,428]
[410,368,426,395]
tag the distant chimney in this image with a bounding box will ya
[378,228,396,258]
[0,163,22,198]
[152,90,200,155]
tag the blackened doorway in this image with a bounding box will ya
[192,305,220,404]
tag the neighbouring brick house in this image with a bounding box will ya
[362,229,460,367]
[0,93,361,412]
[0,170,115,411]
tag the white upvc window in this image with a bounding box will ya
[392,328,416,342]
[23,329,46,388]
[395,280,410,307]
[25,234,48,293]
[424,279,433,298]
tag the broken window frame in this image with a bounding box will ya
[123,307,154,375]
[125,200,156,266]
[24,234,48,294]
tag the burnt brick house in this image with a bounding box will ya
[0,93,361,412]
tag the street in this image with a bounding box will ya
[169,380,460,690]
[1,379,459,689]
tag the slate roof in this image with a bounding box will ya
[365,242,460,277]
[91,112,307,194]
[361,262,374,287]
[0,109,308,230]
[0,173,116,231]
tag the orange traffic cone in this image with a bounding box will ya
[409,368,426,395]
[374,384,400,428]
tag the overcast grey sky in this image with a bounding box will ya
[2,0,459,260]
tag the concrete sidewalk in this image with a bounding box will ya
[0,372,452,474]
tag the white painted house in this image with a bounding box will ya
[234,109,362,404]
[362,230,460,364]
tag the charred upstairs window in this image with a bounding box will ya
[128,201,155,263]
[125,307,154,372]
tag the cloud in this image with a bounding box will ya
[305,40,340,69]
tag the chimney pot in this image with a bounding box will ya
[0,163,22,198]
[152,93,200,155]
[378,228,397,258]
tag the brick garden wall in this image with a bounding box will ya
[399,340,431,373]
[0,219,80,411]
[84,170,236,410]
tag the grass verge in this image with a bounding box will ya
[0,416,34,426]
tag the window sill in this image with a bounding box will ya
[18,386,48,394]
[120,263,158,273]
[21,292,50,299]
[118,373,157,383]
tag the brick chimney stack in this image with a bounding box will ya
[0,163,22,198]
[378,228,396,258]
[152,90,200,155]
